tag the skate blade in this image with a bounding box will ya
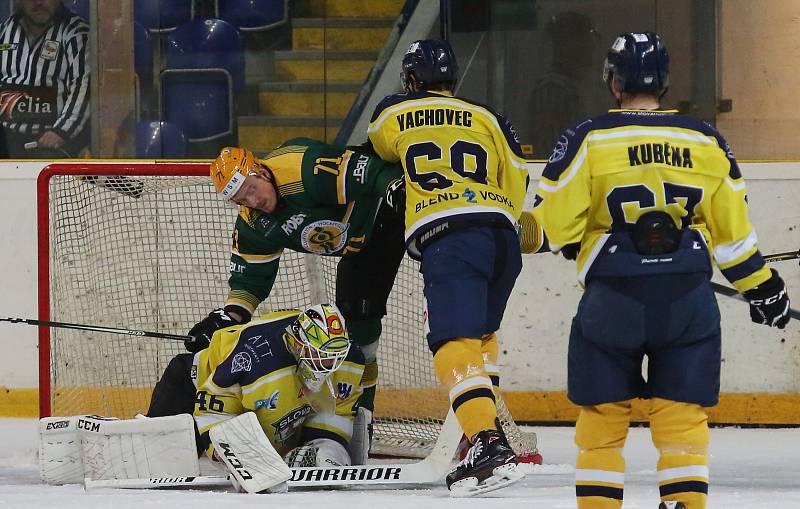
[448,463,525,498]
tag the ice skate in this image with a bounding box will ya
[446,429,524,497]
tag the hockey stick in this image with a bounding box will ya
[762,249,799,263]
[0,317,189,341]
[84,476,233,490]
[710,281,800,321]
[85,410,463,491]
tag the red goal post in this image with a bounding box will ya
[37,162,209,418]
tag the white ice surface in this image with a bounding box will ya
[2,418,799,508]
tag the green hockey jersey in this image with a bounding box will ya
[225,138,403,315]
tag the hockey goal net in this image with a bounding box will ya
[37,162,537,460]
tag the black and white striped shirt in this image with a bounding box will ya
[0,6,89,138]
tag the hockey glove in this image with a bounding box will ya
[186,307,245,352]
[743,269,791,329]
[384,178,406,216]
[560,242,581,261]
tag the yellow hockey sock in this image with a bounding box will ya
[575,402,632,509]
[481,333,500,397]
[649,398,709,509]
[433,338,497,438]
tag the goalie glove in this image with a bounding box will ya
[743,269,791,329]
[186,307,249,353]
[284,438,351,468]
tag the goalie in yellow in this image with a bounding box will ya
[147,304,367,488]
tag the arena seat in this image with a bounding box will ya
[62,0,90,22]
[135,120,188,158]
[216,0,288,32]
[134,0,193,33]
[164,17,245,91]
[134,22,154,90]
[160,69,234,143]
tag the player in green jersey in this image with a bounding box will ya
[190,139,406,420]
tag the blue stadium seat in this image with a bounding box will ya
[160,70,233,142]
[136,121,188,158]
[62,0,90,22]
[216,0,288,31]
[165,18,245,91]
[134,22,153,87]
[135,0,192,32]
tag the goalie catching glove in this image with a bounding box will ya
[186,307,250,352]
[283,438,351,468]
[743,268,791,329]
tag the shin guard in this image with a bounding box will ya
[433,338,497,439]
[575,402,632,509]
[650,398,709,509]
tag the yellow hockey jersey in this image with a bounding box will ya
[367,90,530,258]
[192,309,365,456]
[533,109,771,292]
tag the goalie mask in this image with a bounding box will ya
[283,304,351,393]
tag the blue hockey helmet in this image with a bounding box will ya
[602,32,669,97]
[401,39,459,91]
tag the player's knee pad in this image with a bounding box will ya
[433,338,496,438]
[649,398,709,454]
[343,317,382,349]
[575,402,632,452]
[433,338,486,387]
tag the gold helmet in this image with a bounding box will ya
[210,147,257,201]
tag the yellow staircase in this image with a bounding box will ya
[239,0,405,153]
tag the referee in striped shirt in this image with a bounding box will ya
[0,0,89,158]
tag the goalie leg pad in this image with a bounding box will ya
[347,407,372,465]
[80,414,199,482]
[208,412,291,493]
[285,438,351,468]
[39,415,97,485]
